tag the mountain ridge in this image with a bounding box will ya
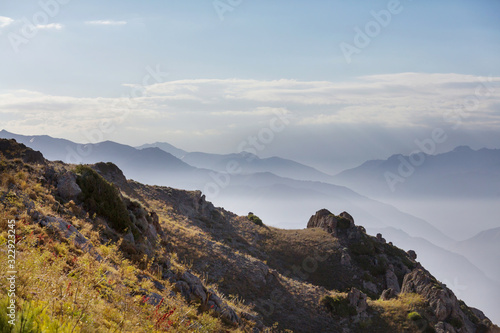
[1,138,498,332]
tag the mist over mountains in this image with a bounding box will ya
[1,129,499,324]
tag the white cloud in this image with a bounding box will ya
[85,20,127,26]
[1,73,500,144]
[36,23,63,30]
[211,107,289,117]
[0,16,14,28]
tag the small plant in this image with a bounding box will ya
[320,295,356,317]
[408,311,422,321]
[247,212,263,226]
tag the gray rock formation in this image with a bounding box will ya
[57,171,82,200]
[401,268,492,333]
[174,270,241,326]
[385,265,401,293]
[348,288,367,314]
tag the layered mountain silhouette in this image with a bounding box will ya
[334,145,500,199]
[1,129,499,323]
[1,138,499,332]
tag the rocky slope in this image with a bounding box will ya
[1,138,499,333]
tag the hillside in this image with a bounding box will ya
[1,139,499,332]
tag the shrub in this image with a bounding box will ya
[448,317,463,329]
[75,165,132,233]
[320,295,356,317]
[408,311,422,321]
[247,212,263,226]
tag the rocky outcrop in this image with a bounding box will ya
[380,288,397,300]
[407,250,417,260]
[37,214,103,262]
[385,265,401,293]
[307,209,338,231]
[307,209,355,236]
[348,288,367,315]
[57,171,82,200]
[173,271,241,326]
[401,268,495,333]
[0,139,45,164]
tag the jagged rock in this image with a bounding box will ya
[341,249,351,267]
[138,289,163,306]
[348,288,367,314]
[407,250,417,260]
[57,171,82,200]
[362,280,378,294]
[123,231,135,244]
[174,281,191,299]
[174,271,240,326]
[385,265,401,293]
[307,209,358,238]
[435,321,457,333]
[376,233,386,243]
[307,209,338,233]
[38,215,102,261]
[149,211,162,236]
[401,268,482,333]
[339,211,354,226]
[0,139,45,164]
[380,288,397,300]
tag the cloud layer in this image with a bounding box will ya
[1,73,499,154]
[85,20,127,26]
[0,16,14,28]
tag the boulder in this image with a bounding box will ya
[376,233,386,243]
[434,321,457,333]
[307,209,338,232]
[407,250,417,260]
[380,288,397,301]
[348,288,367,314]
[57,171,82,200]
[385,265,401,293]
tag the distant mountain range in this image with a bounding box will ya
[0,130,450,244]
[1,129,499,319]
[452,227,500,284]
[138,142,335,183]
[334,145,500,199]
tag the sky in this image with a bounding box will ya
[1,0,500,173]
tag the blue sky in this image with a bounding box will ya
[1,0,499,172]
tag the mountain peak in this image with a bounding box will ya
[452,145,473,153]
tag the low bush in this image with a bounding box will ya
[320,295,356,317]
[75,165,131,233]
[247,212,263,226]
